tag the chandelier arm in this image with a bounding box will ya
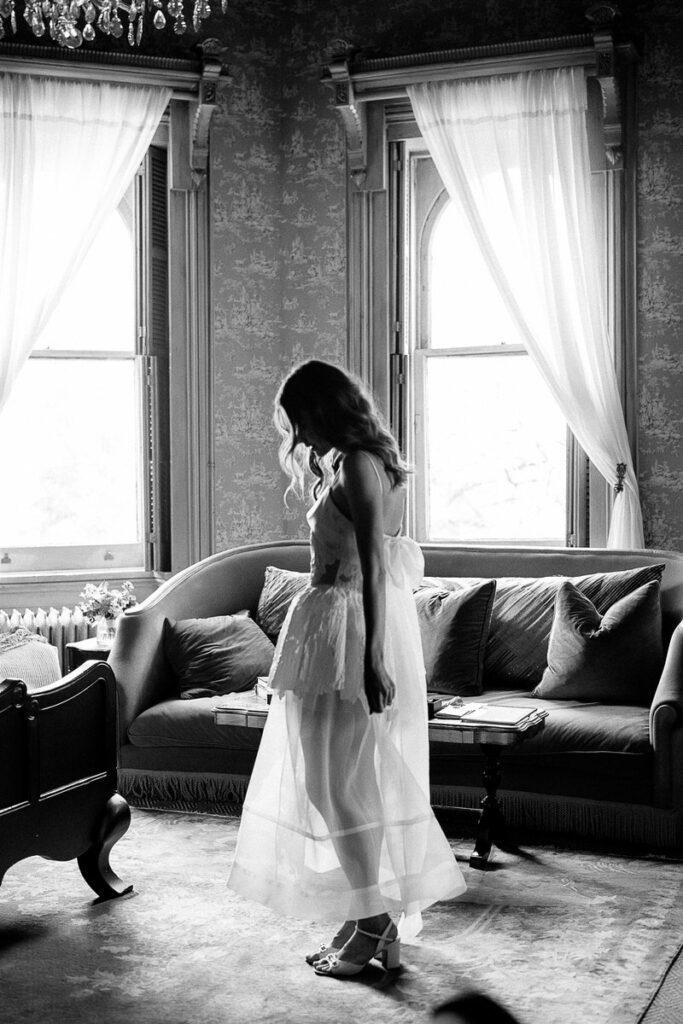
[0,0,226,49]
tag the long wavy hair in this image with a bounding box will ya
[274,360,409,503]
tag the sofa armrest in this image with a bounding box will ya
[108,602,170,747]
[650,622,683,809]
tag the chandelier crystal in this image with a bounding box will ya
[0,0,228,48]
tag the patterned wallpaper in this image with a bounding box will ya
[633,1,683,549]
[209,0,683,552]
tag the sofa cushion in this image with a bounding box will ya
[415,580,496,696]
[164,614,274,699]
[532,581,664,705]
[429,689,652,804]
[128,696,263,751]
[426,563,665,688]
[255,566,310,641]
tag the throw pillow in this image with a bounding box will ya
[255,566,310,641]
[532,580,664,704]
[165,613,275,700]
[414,580,496,696]
[426,563,666,688]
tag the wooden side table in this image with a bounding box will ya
[213,690,547,870]
[429,713,547,868]
[65,637,113,673]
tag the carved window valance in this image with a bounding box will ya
[323,8,636,189]
[0,38,230,183]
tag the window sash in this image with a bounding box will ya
[0,349,146,572]
[412,348,569,545]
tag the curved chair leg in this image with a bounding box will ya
[77,793,134,900]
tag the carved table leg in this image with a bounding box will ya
[469,748,506,869]
[78,793,134,900]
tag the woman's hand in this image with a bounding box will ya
[364,657,396,714]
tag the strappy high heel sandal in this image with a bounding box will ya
[305,920,356,965]
[313,921,400,977]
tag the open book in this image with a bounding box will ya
[435,703,546,728]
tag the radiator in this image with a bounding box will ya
[0,606,96,672]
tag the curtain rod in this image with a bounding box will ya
[336,51,599,105]
[322,33,615,103]
[353,52,598,102]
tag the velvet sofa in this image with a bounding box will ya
[111,542,683,851]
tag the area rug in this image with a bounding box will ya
[1,809,682,1024]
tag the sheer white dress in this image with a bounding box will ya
[227,457,465,935]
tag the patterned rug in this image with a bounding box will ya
[1,808,682,1024]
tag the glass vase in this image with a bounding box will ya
[96,615,118,646]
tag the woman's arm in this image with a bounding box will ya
[339,451,395,714]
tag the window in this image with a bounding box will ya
[329,30,635,547]
[0,148,169,574]
[403,145,569,545]
[0,55,220,605]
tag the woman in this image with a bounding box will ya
[227,360,465,977]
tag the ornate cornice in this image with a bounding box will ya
[350,34,594,76]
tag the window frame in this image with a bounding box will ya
[327,27,637,549]
[401,138,573,546]
[0,44,224,608]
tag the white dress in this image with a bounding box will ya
[227,460,465,934]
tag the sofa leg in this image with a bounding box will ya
[77,793,134,900]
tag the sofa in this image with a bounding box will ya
[111,541,683,851]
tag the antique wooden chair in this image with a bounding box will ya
[0,659,132,900]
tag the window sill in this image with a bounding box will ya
[0,569,169,612]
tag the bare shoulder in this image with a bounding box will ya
[339,450,381,493]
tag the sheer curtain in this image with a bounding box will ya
[408,68,644,548]
[0,75,171,413]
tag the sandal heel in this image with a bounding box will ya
[380,938,401,970]
[314,921,400,978]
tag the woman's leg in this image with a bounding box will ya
[300,693,385,898]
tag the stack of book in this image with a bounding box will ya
[430,701,548,743]
[213,679,271,728]
[254,676,273,703]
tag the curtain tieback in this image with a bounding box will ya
[615,462,627,493]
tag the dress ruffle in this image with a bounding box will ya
[269,534,425,702]
[269,584,365,700]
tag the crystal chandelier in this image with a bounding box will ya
[0,0,228,48]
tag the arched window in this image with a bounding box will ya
[411,152,568,544]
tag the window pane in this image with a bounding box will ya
[0,358,142,549]
[34,198,135,353]
[423,353,566,544]
[429,199,522,350]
